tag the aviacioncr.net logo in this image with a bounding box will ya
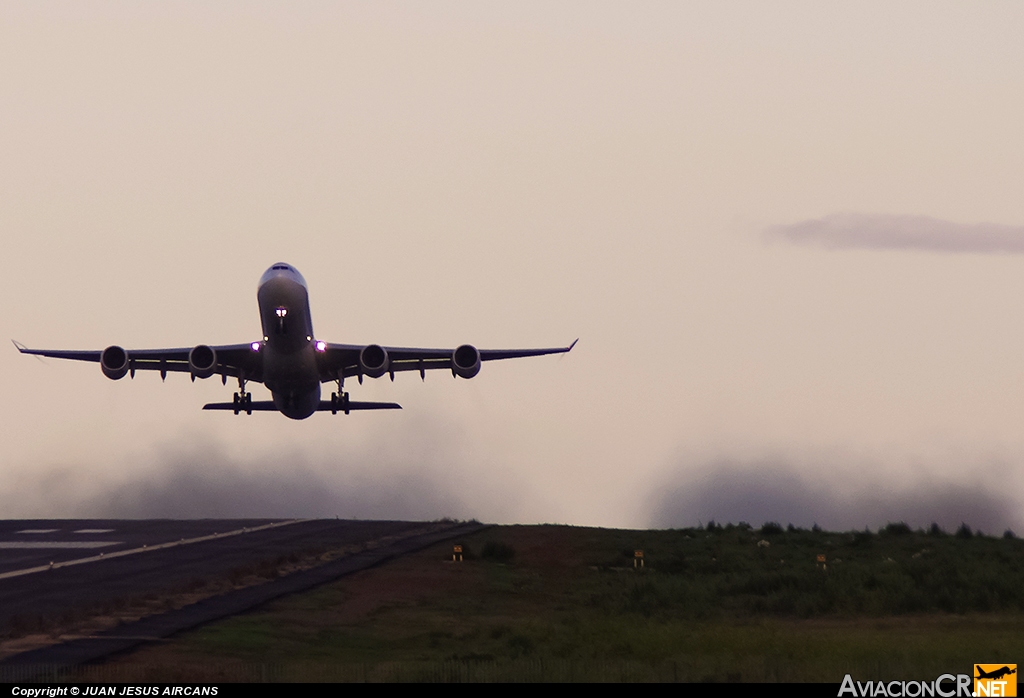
[839,674,972,697]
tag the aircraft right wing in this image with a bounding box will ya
[317,339,577,382]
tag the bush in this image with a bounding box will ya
[851,530,874,547]
[883,522,912,536]
[481,541,516,562]
[760,522,784,536]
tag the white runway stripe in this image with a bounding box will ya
[0,519,308,581]
[0,542,121,549]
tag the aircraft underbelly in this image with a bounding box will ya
[271,384,321,419]
[264,344,320,419]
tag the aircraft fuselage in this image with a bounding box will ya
[256,264,321,419]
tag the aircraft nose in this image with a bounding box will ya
[258,263,307,289]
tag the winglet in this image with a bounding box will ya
[13,340,46,363]
[567,338,578,352]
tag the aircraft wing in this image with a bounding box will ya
[318,339,577,382]
[13,341,263,381]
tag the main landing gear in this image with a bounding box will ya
[330,391,350,415]
[233,374,252,415]
[331,374,349,415]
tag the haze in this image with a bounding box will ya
[2,2,1023,532]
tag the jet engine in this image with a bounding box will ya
[100,345,130,380]
[359,344,389,378]
[189,344,218,379]
[451,344,481,379]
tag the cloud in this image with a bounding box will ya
[651,458,1023,534]
[72,455,466,521]
[2,424,531,522]
[766,213,1024,254]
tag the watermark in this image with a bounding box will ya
[840,674,972,697]
[10,689,219,697]
[975,665,1017,697]
[838,666,1017,698]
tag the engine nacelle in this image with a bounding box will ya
[359,344,389,378]
[100,345,130,380]
[451,344,481,379]
[188,344,218,379]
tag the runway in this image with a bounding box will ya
[0,518,482,667]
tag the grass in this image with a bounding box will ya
[85,523,1024,682]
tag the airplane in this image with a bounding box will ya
[976,667,1017,681]
[15,262,577,420]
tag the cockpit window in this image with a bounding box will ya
[259,263,308,289]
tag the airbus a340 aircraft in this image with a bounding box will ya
[16,263,576,419]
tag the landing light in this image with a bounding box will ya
[315,340,326,352]
[275,307,288,318]
[250,342,261,352]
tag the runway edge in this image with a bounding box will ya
[1,520,489,670]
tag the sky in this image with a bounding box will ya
[2,2,1023,532]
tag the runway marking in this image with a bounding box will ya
[0,542,121,550]
[0,521,483,667]
[15,529,59,534]
[74,529,115,534]
[0,519,310,582]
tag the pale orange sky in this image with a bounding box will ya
[2,2,1023,530]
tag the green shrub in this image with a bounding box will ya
[883,522,912,536]
[481,541,515,562]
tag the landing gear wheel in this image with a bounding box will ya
[331,391,350,415]
[232,371,252,415]
[233,391,252,415]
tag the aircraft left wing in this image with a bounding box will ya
[13,341,263,382]
[317,339,577,382]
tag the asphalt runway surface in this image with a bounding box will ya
[0,519,485,671]
[0,518,427,636]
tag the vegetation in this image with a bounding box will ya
[600,522,1024,617]
[86,523,1024,682]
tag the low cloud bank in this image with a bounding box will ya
[3,432,527,522]
[766,213,1024,254]
[651,459,1023,534]
[75,456,466,521]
